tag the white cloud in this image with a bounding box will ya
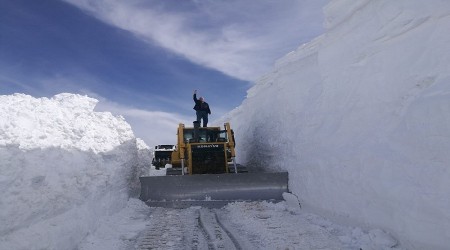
[61,0,328,81]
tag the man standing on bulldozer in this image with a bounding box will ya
[193,90,211,127]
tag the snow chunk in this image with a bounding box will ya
[136,138,150,150]
[282,192,301,214]
[0,93,134,153]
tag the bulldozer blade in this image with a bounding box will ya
[139,172,288,208]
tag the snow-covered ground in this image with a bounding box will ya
[1,0,450,249]
[79,198,399,250]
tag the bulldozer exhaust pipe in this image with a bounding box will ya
[193,120,200,142]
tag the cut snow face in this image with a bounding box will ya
[0,93,150,250]
[218,0,450,249]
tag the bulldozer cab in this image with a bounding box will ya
[174,122,236,175]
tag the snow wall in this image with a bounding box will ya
[220,0,450,249]
[0,93,151,250]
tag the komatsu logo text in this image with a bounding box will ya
[195,144,220,148]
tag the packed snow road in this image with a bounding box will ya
[130,204,345,250]
[79,199,400,250]
[135,207,241,250]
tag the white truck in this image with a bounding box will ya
[152,144,176,169]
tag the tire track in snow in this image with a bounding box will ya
[135,207,207,250]
[197,208,242,250]
[135,208,184,249]
[214,212,242,250]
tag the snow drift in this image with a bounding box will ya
[0,93,150,250]
[220,0,450,249]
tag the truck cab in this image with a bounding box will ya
[152,144,176,169]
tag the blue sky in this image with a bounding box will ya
[0,0,328,146]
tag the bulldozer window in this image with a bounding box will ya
[198,130,209,142]
[183,128,227,143]
[217,130,228,142]
[184,130,193,143]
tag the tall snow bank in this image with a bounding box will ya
[221,0,450,249]
[0,93,150,250]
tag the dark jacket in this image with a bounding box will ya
[193,94,211,114]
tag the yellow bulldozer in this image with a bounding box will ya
[140,121,288,208]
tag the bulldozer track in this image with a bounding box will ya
[135,207,244,250]
[135,208,200,249]
[197,208,241,250]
